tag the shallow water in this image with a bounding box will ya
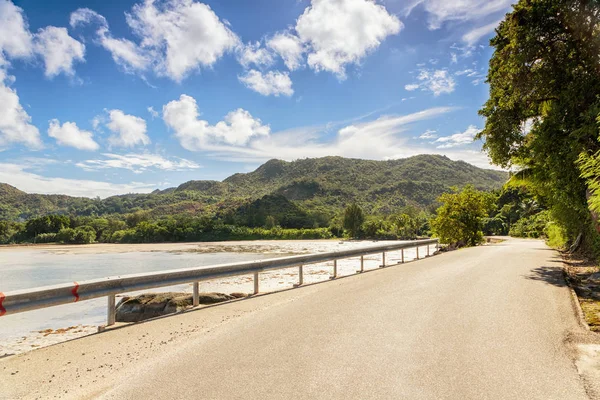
[0,240,427,355]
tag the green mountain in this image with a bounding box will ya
[0,155,507,221]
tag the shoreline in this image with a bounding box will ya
[0,238,348,255]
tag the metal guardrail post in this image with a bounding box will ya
[380,252,386,268]
[401,249,405,263]
[298,265,303,285]
[416,246,419,260]
[332,259,337,279]
[107,294,116,326]
[253,272,259,294]
[427,245,430,257]
[360,255,364,272]
[193,282,199,306]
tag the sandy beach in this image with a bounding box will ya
[0,239,424,357]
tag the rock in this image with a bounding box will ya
[586,272,600,283]
[115,292,237,322]
[196,293,234,304]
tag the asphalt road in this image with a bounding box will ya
[1,238,596,399]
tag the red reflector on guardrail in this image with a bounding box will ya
[0,292,5,316]
[71,282,80,302]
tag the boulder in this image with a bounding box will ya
[115,291,246,322]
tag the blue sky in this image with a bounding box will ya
[0,0,513,197]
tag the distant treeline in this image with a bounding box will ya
[0,186,547,246]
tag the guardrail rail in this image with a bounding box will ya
[0,239,439,328]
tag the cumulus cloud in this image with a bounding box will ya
[76,153,200,173]
[405,69,456,96]
[295,0,403,78]
[106,110,150,148]
[0,162,155,197]
[0,0,33,62]
[99,32,151,74]
[163,94,270,151]
[1,0,85,78]
[406,0,512,30]
[238,70,294,97]
[237,42,275,69]
[71,1,239,81]
[47,119,99,150]
[435,125,480,148]
[267,32,304,71]
[70,8,150,74]
[33,26,85,77]
[0,70,43,150]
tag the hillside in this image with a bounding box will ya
[0,155,507,221]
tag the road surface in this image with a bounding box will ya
[1,238,598,399]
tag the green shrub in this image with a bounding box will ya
[545,223,568,249]
[509,211,549,238]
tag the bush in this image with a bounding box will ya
[56,228,76,243]
[509,211,549,238]
[431,186,494,246]
[56,226,96,244]
[545,223,568,249]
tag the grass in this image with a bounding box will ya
[580,299,600,332]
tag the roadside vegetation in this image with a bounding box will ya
[478,0,600,257]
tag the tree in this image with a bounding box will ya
[343,203,365,238]
[478,0,600,252]
[431,186,494,246]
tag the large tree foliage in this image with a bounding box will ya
[431,186,494,246]
[343,203,365,238]
[478,0,600,252]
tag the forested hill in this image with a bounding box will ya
[0,155,507,221]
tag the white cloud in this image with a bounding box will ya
[106,110,150,148]
[0,0,33,62]
[237,41,274,69]
[125,0,239,81]
[0,70,43,150]
[69,7,107,29]
[0,2,86,78]
[33,26,85,78]
[163,94,270,150]
[76,153,200,173]
[407,0,512,30]
[47,119,99,151]
[162,103,499,169]
[406,69,456,96]
[238,70,294,97]
[419,129,437,139]
[267,32,304,71]
[71,2,238,81]
[0,162,155,197]
[435,125,480,148]
[295,0,403,78]
[147,106,159,119]
[450,52,458,64]
[462,20,501,46]
[188,106,457,162]
[70,8,150,74]
[455,68,476,76]
[98,29,150,74]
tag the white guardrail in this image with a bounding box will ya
[0,239,439,327]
